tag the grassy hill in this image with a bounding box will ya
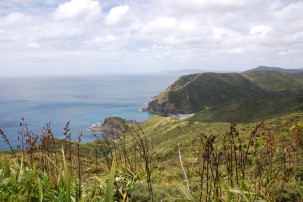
[189,94,303,123]
[147,71,303,122]
[244,66,303,73]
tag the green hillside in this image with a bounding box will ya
[126,112,303,166]
[147,71,303,122]
[244,66,303,73]
[189,94,303,123]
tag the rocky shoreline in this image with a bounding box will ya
[141,96,195,120]
[141,107,194,120]
[90,106,194,140]
[170,113,195,120]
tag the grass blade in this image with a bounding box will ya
[177,182,197,201]
[62,146,71,202]
[105,156,116,202]
[38,178,43,202]
[293,177,303,199]
[229,189,251,201]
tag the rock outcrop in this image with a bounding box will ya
[145,100,184,115]
[90,117,126,139]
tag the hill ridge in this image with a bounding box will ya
[146,70,303,122]
[244,66,303,73]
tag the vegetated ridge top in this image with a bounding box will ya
[244,66,303,73]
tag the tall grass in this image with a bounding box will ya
[177,120,303,201]
[0,115,303,201]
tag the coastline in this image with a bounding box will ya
[88,106,194,141]
[170,113,195,120]
[140,107,194,120]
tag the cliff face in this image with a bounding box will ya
[146,100,184,114]
[145,74,200,115]
[103,117,125,133]
[146,100,161,113]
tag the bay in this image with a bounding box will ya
[0,74,180,150]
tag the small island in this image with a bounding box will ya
[90,117,139,138]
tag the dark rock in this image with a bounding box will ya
[90,117,125,139]
[90,117,140,139]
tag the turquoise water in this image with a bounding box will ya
[0,74,180,150]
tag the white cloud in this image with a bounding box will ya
[273,1,303,21]
[27,42,40,49]
[142,17,177,34]
[250,26,272,35]
[155,0,254,15]
[1,0,303,76]
[150,17,176,29]
[178,21,199,34]
[92,35,116,43]
[52,0,101,22]
[0,12,32,27]
[105,5,129,25]
[211,0,253,7]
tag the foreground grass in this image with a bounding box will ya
[1,112,303,201]
[0,149,118,201]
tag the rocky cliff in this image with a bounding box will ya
[90,117,126,139]
[146,99,185,114]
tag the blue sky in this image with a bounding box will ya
[0,0,302,76]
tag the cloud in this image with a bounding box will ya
[52,0,102,22]
[155,0,255,16]
[1,0,303,76]
[142,17,177,35]
[27,42,40,49]
[250,26,272,35]
[0,12,32,27]
[272,1,303,21]
[105,5,129,25]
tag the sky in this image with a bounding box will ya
[0,0,303,76]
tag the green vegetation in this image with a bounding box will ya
[1,112,303,201]
[190,94,303,123]
[108,117,126,125]
[148,71,303,122]
[106,116,127,132]
[244,66,303,74]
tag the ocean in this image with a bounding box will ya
[0,74,180,150]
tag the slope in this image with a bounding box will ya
[147,71,303,122]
